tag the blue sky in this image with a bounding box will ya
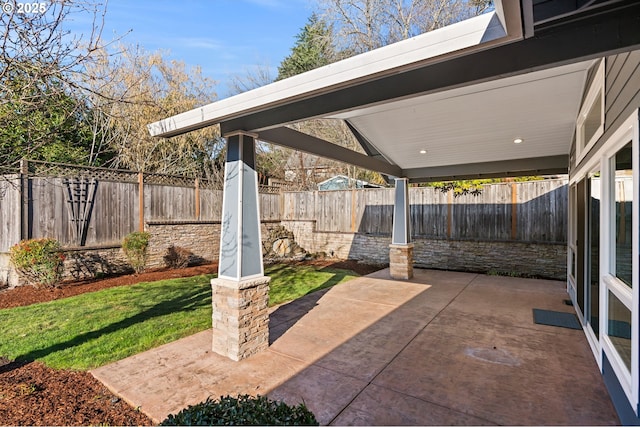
[68,0,315,97]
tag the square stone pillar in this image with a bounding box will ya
[389,243,414,280]
[390,177,413,279]
[213,131,269,361]
[211,276,270,361]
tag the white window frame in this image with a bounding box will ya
[585,167,602,363]
[567,184,578,300]
[598,111,639,413]
[576,60,605,163]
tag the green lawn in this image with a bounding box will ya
[0,264,358,370]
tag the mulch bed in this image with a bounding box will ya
[0,259,383,425]
[0,357,153,426]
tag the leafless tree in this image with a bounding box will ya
[318,0,493,54]
[0,0,113,176]
[82,44,221,179]
[226,63,275,98]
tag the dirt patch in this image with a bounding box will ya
[0,259,383,425]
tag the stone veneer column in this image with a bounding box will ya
[390,177,413,279]
[211,131,270,361]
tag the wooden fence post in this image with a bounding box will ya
[447,188,453,239]
[351,189,357,232]
[511,183,518,240]
[195,178,200,220]
[138,172,144,232]
[279,191,285,220]
[19,159,29,240]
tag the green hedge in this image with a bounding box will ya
[160,395,318,426]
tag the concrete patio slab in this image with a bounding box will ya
[331,383,496,426]
[91,268,619,425]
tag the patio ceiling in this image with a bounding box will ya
[329,60,593,180]
[148,0,640,182]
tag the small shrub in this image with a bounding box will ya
[122,232,150,273]
[160,394,318,426]
[163,245,192,269]
[9,238,65,287]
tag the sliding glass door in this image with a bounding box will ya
[575,173,601,340]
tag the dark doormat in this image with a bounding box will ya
[533,309,582,330]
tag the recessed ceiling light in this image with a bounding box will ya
[513,138,523,144]
[419,149,427,154]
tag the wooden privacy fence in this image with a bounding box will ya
[282,179,568,243]
[0,160,568,253]
[0,160,281,252]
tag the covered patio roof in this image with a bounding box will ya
[149,0,640,182]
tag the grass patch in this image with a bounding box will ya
[266,264,357,306]
[0,264,358,370]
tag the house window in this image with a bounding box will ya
[589,172,601,338]
[599,111,638,409]
[568,184,578,286]
[577,61,605,160]
[608,290,632,371]
[613,142,633,288]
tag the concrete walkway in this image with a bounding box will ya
[91,269,619,425]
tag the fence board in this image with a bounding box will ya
[29,177,67,244]
[199,188,223,220]
[260,194,281,221]
[283,180,567,243]
[411,187,448,238]
[87,180,138,245]
[517,180,567,242]
[451,184,512,240]
[26,178,139,247]
[316,190,352,232]
[358,188,393,234]
[0,177,21,252]
[282,191,317,221]
[146,184,196,221]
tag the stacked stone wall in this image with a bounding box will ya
[280,220,566,280]
[2,217,568,288]
[144,220,282,270]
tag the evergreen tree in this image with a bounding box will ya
[276,13,336,80]
[0,69,100,169]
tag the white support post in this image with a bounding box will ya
[390,178,414,279]
[211,131,270,361]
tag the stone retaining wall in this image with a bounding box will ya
[281,219,566,280]
[145,221,221,269]
[1,245,131,289]
[0,253,17,289]
[145,220,283,270]
[63,246,131,281]
[2,218,567,289]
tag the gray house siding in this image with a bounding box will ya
[574,50,640,171]
[606,50,640,127]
